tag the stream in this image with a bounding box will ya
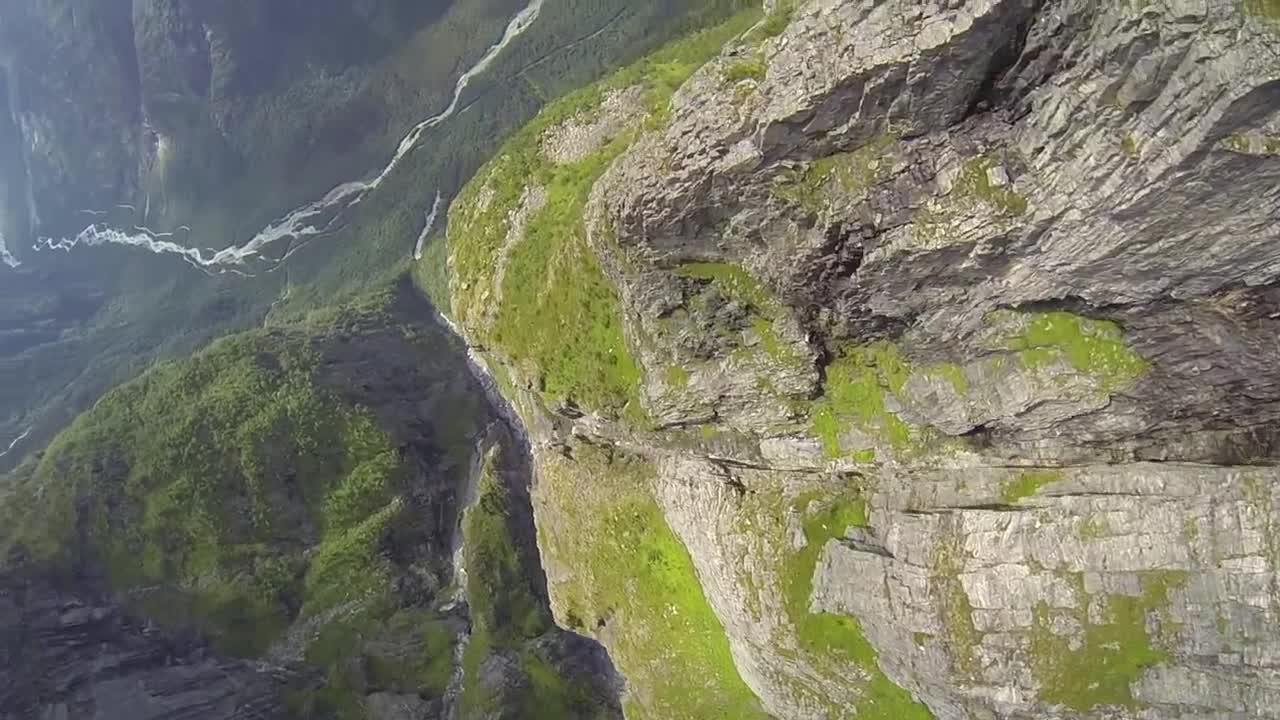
[24,0,547,274]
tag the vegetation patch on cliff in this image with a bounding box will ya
[771,490,933,719]
[745,0,797,42]
[675,262,807,371]
[1030,572,1187,711]
[445,10,762,420]
[458,448,610,718]
[995,311,1149,390]
[1243,0,1280,29]
[810,341,961,459]
[1000,470,1063,505]
[776,134,896,214]
[535,446,767,720]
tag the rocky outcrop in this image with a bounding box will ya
[445,1,1280,718]
[0,565,287,720]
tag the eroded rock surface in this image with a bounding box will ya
[445,1,1280,718]
[0,566,287,720]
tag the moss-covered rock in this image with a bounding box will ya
[534,444,767,719]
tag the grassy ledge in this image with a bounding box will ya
[537,446,767,720]
[444,9,763,420]
[674,262,807,370]
[781,492,934,720]
[1000,470,1064,505]
[775,134,896,214]
[808,341,968,460]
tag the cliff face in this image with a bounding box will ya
[443,2,1280,718]
[0,566,287,720]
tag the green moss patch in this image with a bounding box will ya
[1243,0,1280,27]
[665,365,691,388]
[1120,132,1141,159]
[1031,572,1187,711]
[1000,470,1063,505]
[932,536,980,681]
[810,342,917,457]
[780,492,934,719]
[1078,516,1111,541]
[724,54,767,83]
[1223,132,1280,155]
[446,11,763,420]
[537,447,767,720]
[953,155,1027,217]
[999,311,1149,390]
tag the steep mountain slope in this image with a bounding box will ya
[4,1,1279,718]
[0,283,620,719]
[0,0,752,473]
[440,1,1280,718]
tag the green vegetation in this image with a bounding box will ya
[724,53,767,82]
[446,10,763,419]
[1031,572,1187,710]
[3,0,754,478]
[1222,132,1280,155]
[810,342,917,457]
[537,446,768,719]
[1,323,404,655]
[998,311,1149,389]
[1121,132,1141,159]
[776,134,896,213]
[291,604,459,719]
[928,364,970,396]
[676,262,805,369]
[1000,470,1063,505]
[933,537,980,680]
[665,364,691,388]
[780,492,933,719]
[953,155,1027,217]
[458,450,604,718]
[1079,516,1111,541]
[912,153,1028,243]
[746,0,797,42]
[1242,0,1280,28]
[676,263,775,309]
[0,294,490,719]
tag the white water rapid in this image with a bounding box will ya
[0,427,31,459]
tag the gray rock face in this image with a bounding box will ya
[451,1,1280,718]
[578,1,1280,716]
[0,568,287,720]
